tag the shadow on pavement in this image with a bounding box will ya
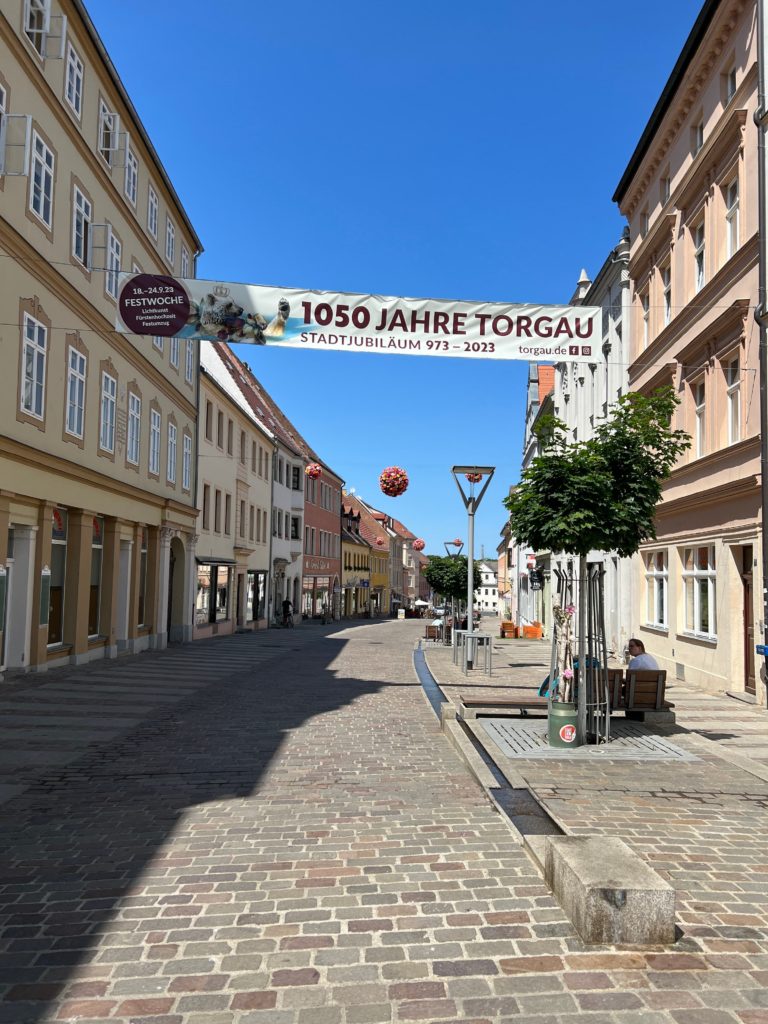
[0,632,387,1023]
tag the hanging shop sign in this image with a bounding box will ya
[117,274,602,364]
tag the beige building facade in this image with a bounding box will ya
[615,0,762,701]
[0,0,202,674]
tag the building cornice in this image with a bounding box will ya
[666,434,759,484]
[656,472,758,518]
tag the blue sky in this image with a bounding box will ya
[89,0,705,557]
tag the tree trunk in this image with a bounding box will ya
[577,554,587,744]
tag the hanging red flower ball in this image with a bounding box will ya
[465,472,483,483]
[412,538,426,551]
[379,465,409,497]
[451,538,462,547]
[305,463,322,479]
[376,537,385,547]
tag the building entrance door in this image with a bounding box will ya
[742,545,755,695]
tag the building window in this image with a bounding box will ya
[692,119,704,156]
[291,465,302,490]
[185,339,194,382]
[170,337,179,368]
[202,484,210,531]
[240,500,246,538]
[660,174,670,204]
[725,178,739,259]
[72,186,91,266]
[644,550,668,628]
[21,313,46,419]
[205,400,213,441]
[214,489,221,533]
[167,422,177,484]
[240,430,246,464]
[48,508,67,645]
[694,378,706,458]
[249,505,255,541]
[149,408,161,475]
[124,144,138,206]
[30,131,54,228]
[251,440,257,472]
[217,410,224,448]
[726,356,741,445]
[24,0,49,55]
[65,346,86,438]
[137,529,148,626]
[661,264,671,327]
[64,43,84,117]
[640,290,649,349]
[127,392,141,465]
[183,433,192,490]
[693,221,705,293]
[98,99,118,165]
[106,228,121,299]
[640,207,649,237]
[153,335,164,353]
[147,185,158,238]
[165,216,175,265]
[291,516,300,540]
[227,419,233,456]
[99,371,116,452]
[224,493,231,534]
[181,246,189,278]
[682,545,716,637]
[725,65,737,103]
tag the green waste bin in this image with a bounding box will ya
[548,702,580,748]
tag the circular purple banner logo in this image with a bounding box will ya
[119,274,190,337]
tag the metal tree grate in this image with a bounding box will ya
[481,717,698,761]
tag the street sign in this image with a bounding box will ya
[756,644,767,656]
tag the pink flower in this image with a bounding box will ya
[563,668,574,679]
[565,604,576,615]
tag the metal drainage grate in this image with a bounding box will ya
[481,718,698,761]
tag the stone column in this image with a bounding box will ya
[154,527,173,650]
[3,522,38,675]
[115,533,133,654]
[65,510,95,665]
[30,502,54,670]
[99,517,121,660]
[182,533,198,643]
[145,526,160,648]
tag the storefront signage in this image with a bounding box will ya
[118,274,602,365]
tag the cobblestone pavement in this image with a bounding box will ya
[0,618,767,1024]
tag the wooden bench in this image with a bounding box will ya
[459,694,548,719]
[609,670,674,714]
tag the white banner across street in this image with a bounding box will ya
[117,274,602,363]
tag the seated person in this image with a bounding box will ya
[627,638,658,670]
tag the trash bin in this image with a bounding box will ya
[548,702,580,748]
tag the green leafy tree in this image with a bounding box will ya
[423,556,483,603]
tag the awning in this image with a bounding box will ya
[196,557,236,565]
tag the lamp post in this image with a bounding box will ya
[451,466,495,668]
[443,539,464,644]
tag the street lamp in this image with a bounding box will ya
[443,540,464,645]
[451,466,495,668]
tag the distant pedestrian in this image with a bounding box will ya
[627,638,659,670]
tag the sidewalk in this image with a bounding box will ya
[0,617,766,1024]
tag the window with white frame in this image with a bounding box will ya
[98,99,118,165]
[692,119,704,156]
[640,290,649,349]
[660,174,670,204]
[655,268,669,330]
[65,346,86,438]
[30,131,54,228]
[726,355,741,444]
[682,545,716,637]
[185,339,194,382]
[72,186,91,266]
[24,0,48,54]
[99,371,116,452]
[726,66,737,103]
[105,228,121,298]
[693,221,705,293]
[170,337,179,368]
[165,216,175,265]
[725,178,739,259]
[149,408,161,475]
[65,43,84,117]
[167,422,177,484]
[153,336,164,352]
[182,434,192,490]
[0,82,6,115]
[147,185,158,238]
[124,144,138,206]
[640,207,649,237]
[694,378,706,457]
[127,392,141,465]
[644,550,668,628]
[21,313,47,419]
[181,246,189,278]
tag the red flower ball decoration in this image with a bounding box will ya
[376,537,385,547]
[451,537,462,547]
[465,472,483,483]
[412,538,426,551]
[305,463,322,479]
[379,465,409,497]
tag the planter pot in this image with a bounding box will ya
[522,625,543,639]
[548,702,581,748]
